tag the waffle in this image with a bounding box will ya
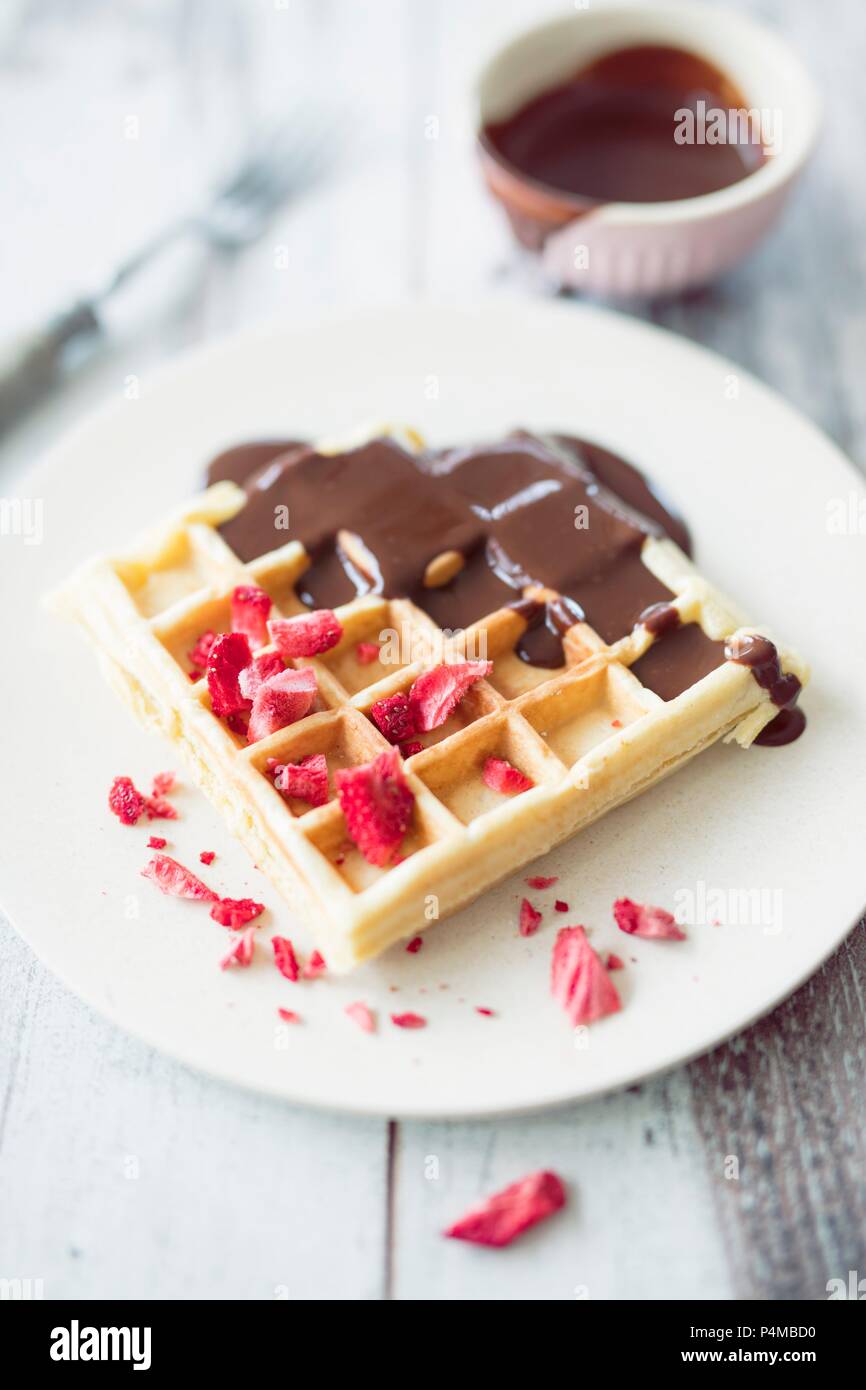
[48,429,808,972]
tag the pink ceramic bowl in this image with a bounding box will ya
[476,3,821,297]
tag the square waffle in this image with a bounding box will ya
[48,428,808,971]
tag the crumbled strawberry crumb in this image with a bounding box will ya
[356,642,381,665]
[551,925,622,1026]
[401,740,424,757]
[271,752,329,807]
[109,776,146,826]
[277,1008,302,1024]
[247,666,318,743]
[220,927,255,970]
[408,660,492,732]
[345,1001,376,1033]
[606,952,625,971]
[188,630,217,673]
[272,935,300,981]
[406,936,423,954]
[519,898,542,937]
[483,756,534,794]
[554,900,569,913]
[370,692,416,745]
[269,610,342,658]
[209,897,264,929]
[207,631,253,717]
[199,851,215,865]
[391,1011,427,1029]
[152,772,175,797]
[141,853,217,901]
[335,748,414,867]
[526,875,558,890]
[444,1170,566,1247]
[613,897,686,940]
[611,718,623,729]
[302,950,326,979]
[238,651,284,701]
[231,584,272,649]
[147,836,167,850]
[475,1007,495,1017]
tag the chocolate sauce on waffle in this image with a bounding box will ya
[724,633,806,746]
[480,45,765,207]
[205,430,803,744]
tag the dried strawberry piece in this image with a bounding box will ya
[210,897,264,929]
[408,660,492,732]
[613,897,686,940]
[277,1008,302,1024]
[141,853,218,902]
[444,1170,566,1247]
[391,1011,427,1029]
[335,748,414,867]
[199,851,215,865]
[238,651,284,701]
[606,952,625,971]
[370,692,416,745]
[144,791,177,821]
[302,950,327,979]
[401,741,424,757]
[271,752,329,807]
[519,898,542,937]
[247,666,318,744]
[356,642,381,665]
[269,610,342,658]
[272,935,300,981]
[109,775,146,826]
[551,925,622,1026]
[231,584,272,649]
[526,875,558,890]
[554,900,569,913]
[345,1001,376,1033]
[475,1006,495,1017]
[207,631,253,717]
[151,771,175,797]
[406,936,423,954]
[147,836,167,850]
[482,756,534,795]
[188,630,217,673]
[220,926,255,970]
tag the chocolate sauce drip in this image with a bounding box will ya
[639,601,681,637]
[724,633,806,745]
[629,623,726,702]
[515,596,585,669]
[481,44,765,208]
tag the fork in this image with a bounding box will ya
[0,104,344,432]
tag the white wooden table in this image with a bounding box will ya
[2,0,864,1301]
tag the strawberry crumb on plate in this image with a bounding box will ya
[345,1001,376,1033]
[526,875,558,890]
[518,898,542,937]
[302,950,326,979]
[475,1006,495,1017]
[613,897,686,940]
[444,1170,566,1247]
[147,836,167,850]
[141,853,217,902]
[272,935,300,981]
[209,897,264,929]
[199,851,215,866]
[554,899,569,913]
[551,925,622,1026]
[277,1008,302,1024]
[390,1011,427,1029]
[405,936,423,954]
[220,927,256,970]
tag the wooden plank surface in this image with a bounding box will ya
[0,0,864,1302]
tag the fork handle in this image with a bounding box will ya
[0,301,101,434]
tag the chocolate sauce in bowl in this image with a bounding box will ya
[481,44,765,207]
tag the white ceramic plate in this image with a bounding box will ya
[3,299,864,1118]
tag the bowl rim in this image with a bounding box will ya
[474,1,823,227]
